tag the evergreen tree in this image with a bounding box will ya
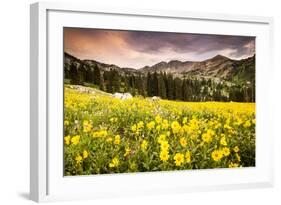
[136,74,145,96]
[173,78,182,100]
[99,72,105,91]
[158,72,167,99]
[129,75,136,96]
[143,75,148,96]
[123,74,131,93]
[147,72,153,96]
[104,70,113,93]
[69,63,80,84]
[78,64,86,84]
[152,71,158,96]
[64,65,70,80]
[163,72,168,97]
[93,65,101,85]
[112,70,120,93]
[182,79,189,101]
[132,77,136,96]
[82,65,93,83]
[202,79,209,101]
[166,74,174,100]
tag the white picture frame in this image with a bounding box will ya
[30,1,274,202]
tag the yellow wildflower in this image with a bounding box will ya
[222,147,230,156]
[174,153,184,166]
[185,151,191,163]
[124,147,131,157]
[202,129,215,143]
[114,135,121,145]
[207,129,215,136]
[160,140,170,151]
[179,137,187,148]
[211,150,223,162]
[83,120,92,132]
[252,119,256,124]
[220,136,227,146]
[229,162,239,168]
[182,117,188,124]
[101,130,108,137]
[109,117,118,123]
[131,124,137,132]
[141,140,148,151]
[71,135,80,145]
[235,117,243,126]
[243,120,251,128]
[157,134,166,144]
[155,115,162,124]
[109,157,119,168]
[75,154,83,164]
[202,133,212,143]
[137,121,144,129]
[224,124,232,130]
[160,149,169,162]
[171,121,181,134]
[189,118,199,129]
[146,121,155,130]
[236,153,241,162]
[64,135,71,145]
[214,122,221,129]
[233,146,239,153]
[83,150,89,159]
[162,119,169,130]
[92,130,108,138]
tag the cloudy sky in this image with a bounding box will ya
[64,27,255,69]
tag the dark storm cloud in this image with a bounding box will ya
[64,28,255,68]
[125,31,255,58]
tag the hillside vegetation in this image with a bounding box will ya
[64,53,255,102]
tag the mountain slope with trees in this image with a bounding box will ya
[64,52,255,102]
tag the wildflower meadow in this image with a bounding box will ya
[64,85,255,176]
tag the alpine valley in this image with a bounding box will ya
[64,52,255,102]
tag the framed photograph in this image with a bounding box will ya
[30,2,274,202]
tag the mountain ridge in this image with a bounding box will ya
[64,52,255,83]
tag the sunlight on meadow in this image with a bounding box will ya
[64,85,255,176]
